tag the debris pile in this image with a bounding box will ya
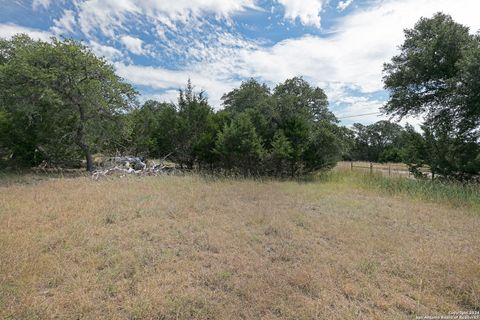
[92,155,178,179]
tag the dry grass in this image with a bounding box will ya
[336,161,421,178]
[0,175,478,319]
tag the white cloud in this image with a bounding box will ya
[114,63,241,108]
[49,0,478,119]
[89,41,124,61]
[141,90,180,104]
[334,96,385,122]
[73,0,258,38]
[51,10,76,35]
[277,0,325,27]
[120,35,146,56]
[32,0,51,10]
[237,0,480,94]
[337,0,354,12]
[0,23,52,41]
[111,0,480,113]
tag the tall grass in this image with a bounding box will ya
[320,169,480,210]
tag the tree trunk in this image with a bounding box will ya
[75,101,93,172]
[83,144,94,172]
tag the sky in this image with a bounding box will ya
[0,0,479,126]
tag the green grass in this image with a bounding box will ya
[319,169,480,211]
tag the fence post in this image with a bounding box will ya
[351,161,353,171]
[389,165,391,176]
[370,162,373,174]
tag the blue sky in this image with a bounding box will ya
[0,0,478,126]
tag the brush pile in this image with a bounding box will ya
[91,155,178,180]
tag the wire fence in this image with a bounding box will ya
[336,161,430,178]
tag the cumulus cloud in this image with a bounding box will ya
[0,23,52,41]
[89,41,124,61]
[141,90,181,105]
[277,0,325,27]
[238,0,480,94]
[337,0,354,12]
[73,0,258,38]
[32,0,52,10]
[114,62,241,107]
[120,35,147,56]
[51,10,76,35]
[44,0,262,67]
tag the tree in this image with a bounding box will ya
[129,100,177,158]
[221,79,271,114]
[271,77,341,175]
[269,130,293,177]
[194,110,231,170]
[350,121,404,162]
[219,77,343,176]
[222,79,276,144]
[383,13,480,179]
[215,113,265,175]
[455,35,480,137]
[174,80,213,169]
[0,35,137,171]
[273,77,335,123]
[398,124,427,177]
[303,124,343,173]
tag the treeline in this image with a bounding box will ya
[0,12,479,179]
[344,121,478,179]
[0,35,344,176]
[130,78,345,176]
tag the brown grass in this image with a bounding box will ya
[336,161,423,178]
[0,175,478,319]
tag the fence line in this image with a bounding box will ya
[337,161,417,178]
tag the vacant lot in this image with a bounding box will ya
[0,175,478,319]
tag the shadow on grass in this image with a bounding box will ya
[0,169,88,187]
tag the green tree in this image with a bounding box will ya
[0,35,137,171]
[175,80,213,169]
[351,121,404,162]
[455,35,480,136]
[273,77,335,123]
[130,100,177,158]
[271,77,340,175]
[221,79,271,114]
[398,124,428,177]
[333,126,356,161]
[268,130,293,176]
[303,124,343,173]
[215,113,265,175]
[222,79,276,144]
[194,110,231,170]
[383,13,480,179]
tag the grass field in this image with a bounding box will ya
[0,173,479,319]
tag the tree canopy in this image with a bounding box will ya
[0,35,137,171]
[128,77,343,177]
[383,13,480,179]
